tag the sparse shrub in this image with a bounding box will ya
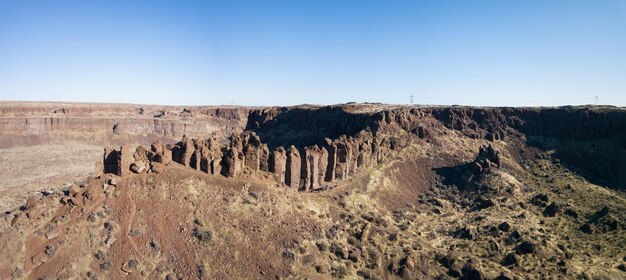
[331,265,347,278]
[100,262,112,271]
[193,228,212,242]
[282,249,295,261]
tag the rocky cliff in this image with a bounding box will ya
[104,104,626,191]
[0,102,250,148]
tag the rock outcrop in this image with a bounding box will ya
[102,117,418,191]
[101,104,626,191]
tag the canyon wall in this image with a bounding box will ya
[246,105,626,190]
[103,104,626,190]
[0,102,249,148]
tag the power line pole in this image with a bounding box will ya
[410,95,414,105]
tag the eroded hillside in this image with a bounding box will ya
[0,103,624,279]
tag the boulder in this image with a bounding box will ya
[133,145,149,162]
[580,223,593,234]
[531,193,549,207]
[498,221,511,232]
[589,206,609,222]
[150,162,165,174]
[515,241,536,254]
[500,253,518,266]
[543,202,559,217]
[130,161,146,173]
[24,196,40,211]
[150,140,164,155]
[452,226,474,240]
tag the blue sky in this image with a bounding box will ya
[0,0,625,106]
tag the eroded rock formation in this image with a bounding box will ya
[101,104,626,191]
[102,118,421,191]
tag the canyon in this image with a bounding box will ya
[0,102,625,279]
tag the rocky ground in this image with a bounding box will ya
[0,102,624,279]
[1,136,624,279]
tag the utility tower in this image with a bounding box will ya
[410,95,414,105]
[595,96,598,105]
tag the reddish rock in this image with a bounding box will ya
[181,135,195,167]
[117,145,133,176]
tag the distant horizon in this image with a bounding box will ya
[1,1,625,106]
[1,99,622,109]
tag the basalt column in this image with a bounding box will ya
[206,134,223,175]
[230,133,245,176]
[259,144,270,172]
[335,139,352,180]
[117,145,133,176]
[211,151,222,175]
[243,133,262,171]
[318,147,329,187]
[270,147,287,184]
[181,136,195,167]
[285,146,301,189]
[103,148,118,174]
[221,148,237,177]
[302,145,322,191]
[323,138,337,182]
[150,140,172,165]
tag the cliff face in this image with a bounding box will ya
[4,102,625,190]
[0,102,250,148]
[246,105,626,190]
[245,105,381,149]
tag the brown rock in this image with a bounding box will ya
[270,147,287,184]
[130,161,146,173]
[243,132,262,171]
[322,138,336,182]
[259,144,270,172]
[24,195,39,211]
[285,145,301,189]
[302,145,322,191]
[335,139,352,180]
[117,145,133,176]
[221,148,238,177]
[181,135,195,167]
[318,147,328,186]
[133,145,149,162]
[150,162,165,174]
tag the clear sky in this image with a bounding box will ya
[0,0,625,106]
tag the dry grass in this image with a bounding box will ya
[0,142,101,211]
